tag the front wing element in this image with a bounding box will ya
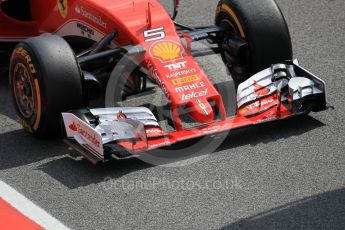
[237,60,326,117]
[62,60,327,163]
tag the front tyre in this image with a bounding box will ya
[9,35,85,137]
[215,0,293,83]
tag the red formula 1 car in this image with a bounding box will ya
[0,0,327,163]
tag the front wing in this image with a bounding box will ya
[62,61,327,163]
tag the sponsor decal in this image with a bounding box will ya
[238,98,275,115]
[69,122,101,148]
[174,81,205,93]
[182,89,208,101]
[117,111,128,120]
[196,99,209,116]
[165,68,197,79]
[146,127,164,136]
[75,5,107,29]
[16,48,36,74]
[150,41,184,62]
[55,21,105,42]
[63,113,103,157]
[238,81,272,116]
[164,61,187,71]
[146,129,161,134]
[172,75,200,86]
[76,22,95,38]
[253,81,270,96]
[147,61,169,97]
[238,107,248,116]
[246,98,275,110]
[57,0,68,18]
[77,123,101,148]
[69,122,78,131]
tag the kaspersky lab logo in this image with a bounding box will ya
[75,5,107,29]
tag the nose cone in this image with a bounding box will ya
[187,99,214,123]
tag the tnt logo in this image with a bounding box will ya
[164,61,187,71]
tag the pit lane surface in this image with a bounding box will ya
[1,0,345,229]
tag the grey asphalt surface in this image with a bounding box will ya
[1,0,345,229]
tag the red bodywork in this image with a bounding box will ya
[0,0,295,153]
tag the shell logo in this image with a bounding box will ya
[150,41,183,62]
[238,107,248,116]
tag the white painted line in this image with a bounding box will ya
[0,180,70,230]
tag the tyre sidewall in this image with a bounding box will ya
[9,36,85,137]
[9,44,46,135]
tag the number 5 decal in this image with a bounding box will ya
[144,27,165,42]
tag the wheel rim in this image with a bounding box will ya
[219,19,249,81]
[13,63,37,119]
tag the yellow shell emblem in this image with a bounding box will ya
[151,41,182,62]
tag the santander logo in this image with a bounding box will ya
[238,81,273,115]
[69,121,100,148]
[238,97,275,116]
[246,98,275,110]
[69,122,78,132]
[75,5,107,29]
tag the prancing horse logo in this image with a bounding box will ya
[57,0,68,18]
